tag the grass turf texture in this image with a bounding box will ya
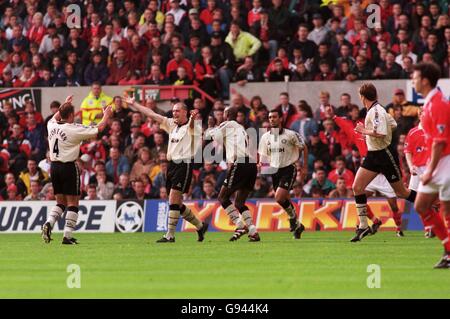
[0,231,449,298]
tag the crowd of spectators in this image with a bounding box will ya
[0,0,449,100]
[0,0,440,200]
[0,80,421,201]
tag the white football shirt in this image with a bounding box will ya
[205,120,249,163]
[258,128,306,168]
[160,117,202,161]
[47,119,99,162]
[364,102,393,151]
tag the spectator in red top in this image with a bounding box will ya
[273,92,298,128]
[106,47,130,84]
[27,12,46,45]
[19,100,44,128]
[319,119,342,159]
[2,123,31,176]
[200,0,217,26]
[248,0,263,27]
[13,64,38,87]
[314,91,335,124]
[84,12,105,43]
[328,156,355,189]
[265,47,289,78]
[314,60,336,81]
[166,47,194,82]
[127,34,149,73]
[195,46,217,97]
[268,58,290,82]
[352,29,376,60]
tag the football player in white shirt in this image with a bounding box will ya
[42,95,112,244]
[205,107,260,242]
[351,83,418,242]
[258,109,308,239]
[123,95,208,243]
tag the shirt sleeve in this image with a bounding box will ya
[291,132,305,150]
[74,124,99,142]
[386,113,397,130]
[371,109,387,135]
[258,134,269,157]
[431,101,450,143]
[404,131,413,154]
[159,117,174,133]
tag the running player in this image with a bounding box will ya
[205,107,260,242]
[325,106,403,237]
[258,109,307,239]
[42,95,113,244]
[351,83,417,242]
[123,95,208,243]
[412,62,450,268]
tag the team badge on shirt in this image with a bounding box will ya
[437,124,446,134]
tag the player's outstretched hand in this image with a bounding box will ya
[64,95,74,104]
[103,105,113,118]
[122,93,135,106]
[190,109,199,120]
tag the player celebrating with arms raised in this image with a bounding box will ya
[42,96,113,244]
[351,83,417,242]
[258,109,308,239]
[412,62,450,268]
[205,107,260,241]
[123,95,208,243]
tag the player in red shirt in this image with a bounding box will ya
[404,116,443,238]
[326,106,404,236]
[412,62,450,268]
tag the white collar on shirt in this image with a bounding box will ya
[423,88,439,106]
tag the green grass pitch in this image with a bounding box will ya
[1,231,449,298]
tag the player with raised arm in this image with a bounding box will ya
[258,109,307,239]
[412,62,450,268]
[123,95,208,243]
[205,106,260,242]
[42,95,113,244]
[325,106,404,237]
[351,83,418,242]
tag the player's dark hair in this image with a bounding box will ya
[359,83,377,101]
[269,108,283,118]
[225,106,238,121]
[413,62,441,88]
[59,102,74,120]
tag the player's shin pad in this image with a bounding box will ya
[48,204,65,227]
[225,204,245,228]
[180,205,202,230]
[281,200,296,219]
[64,207,78,239]
[166,205,180,239]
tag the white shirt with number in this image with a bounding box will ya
[160,117,202,161]
[364,102,395,151]
[48,119,99,162]
[258,128,306,168]
[205,120,249,163]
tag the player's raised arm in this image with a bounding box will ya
[122,95,166,124]
[188,108,200,133]
[96,104,113,132]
